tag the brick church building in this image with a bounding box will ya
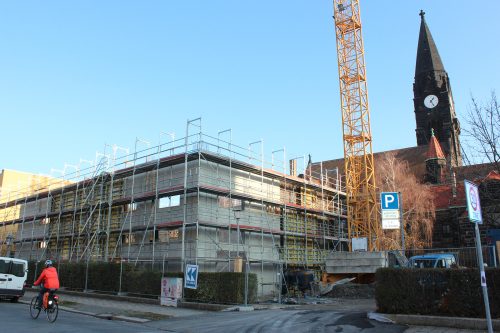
[312,11,500,251]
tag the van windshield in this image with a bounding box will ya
[411,259,436,268]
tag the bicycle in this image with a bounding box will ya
[29,290,59,323]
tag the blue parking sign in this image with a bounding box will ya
[380,192,399,210]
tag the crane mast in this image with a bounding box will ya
[333,0,380,251]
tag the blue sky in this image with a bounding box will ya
[1,1,499,177]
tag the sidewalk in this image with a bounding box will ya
[382,313,499,333]
[22,290,206,323]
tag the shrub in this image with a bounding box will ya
[27,260,257,304]
[376,268,500,318]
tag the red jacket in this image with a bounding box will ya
[34,267,60,289]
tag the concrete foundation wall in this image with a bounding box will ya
[326,251,388,274]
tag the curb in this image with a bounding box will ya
[20,299,149,324]
[178,301,231,312]
[380,313,500,331]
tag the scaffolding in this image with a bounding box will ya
[0,119,347,296]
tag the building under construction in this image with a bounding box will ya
[1,121,347,295]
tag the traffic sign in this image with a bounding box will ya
[184,264,199,289]
[380,192,400,230]
[465,180,483,224]
[382,210,400,219]
[382,219,400,229]
[380,192,399,210]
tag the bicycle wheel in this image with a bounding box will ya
[29,296,41,319]
[46,302,58,323]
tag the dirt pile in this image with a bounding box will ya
[326,283,375,299]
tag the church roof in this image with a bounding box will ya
[415,11,445,77]
[432,168,500,211]
[485,170,500,181]
[310,145,429,181]
[432,182,465,210]
[454,162,498,182]
[426,130,445,159]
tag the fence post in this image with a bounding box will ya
[84,257,90,292]
[118,259,124,295]
[491,245,497,268]
[33,261,39,284]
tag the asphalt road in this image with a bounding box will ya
[0,301,163,333]
[1,299,409,333]
[146,307,408,333]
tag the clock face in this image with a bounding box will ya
[424,95,439,109]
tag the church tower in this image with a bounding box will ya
[413,10,462,167]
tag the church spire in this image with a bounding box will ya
[425,128,447,184]
[413,11,462,168]
[426,128,445,160]
[415,10,445,77]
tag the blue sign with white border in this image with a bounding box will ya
[184,264,199,289]
[380,192,399,210]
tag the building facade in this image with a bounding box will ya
[1,133,347,296]
[0,170,69,256]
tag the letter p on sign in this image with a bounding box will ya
[381,192,399,210]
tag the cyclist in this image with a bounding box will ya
[33,260,60,309]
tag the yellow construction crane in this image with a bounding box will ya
[332,0,380,251]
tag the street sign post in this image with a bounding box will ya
[380,192,405,251]
[464,180,492,333]
[184,264,199,289]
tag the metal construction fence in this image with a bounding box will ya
[404,246,498,268]
[25,246,498,304]
[28,258,264,303]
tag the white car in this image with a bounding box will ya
[0,257,28,302]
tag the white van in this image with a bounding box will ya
[0,257,28,302]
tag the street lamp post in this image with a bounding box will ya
[233,209,249,307]
[244,257,249,307]
[234,210,241,257]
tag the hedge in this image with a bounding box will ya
[376,268,500,318]
[27,261,257,304]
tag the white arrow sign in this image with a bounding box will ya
[184,264,199,289]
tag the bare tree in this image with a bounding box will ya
[462,91,500,172]
[376,153,435,250]
[461,92,500,228]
